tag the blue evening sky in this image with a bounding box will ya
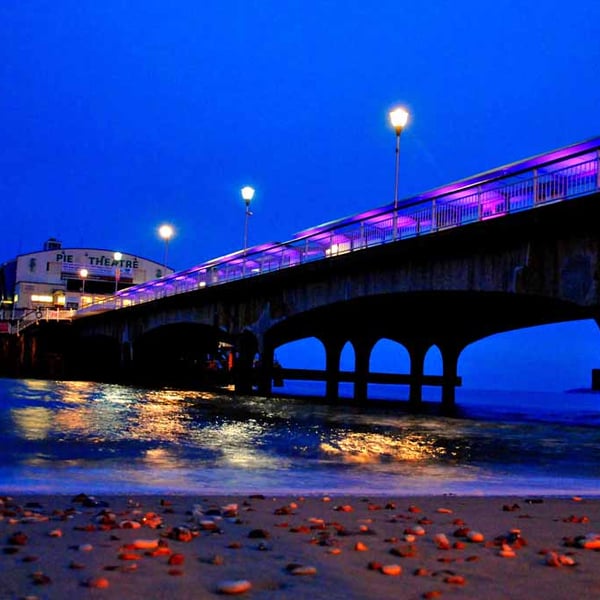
[1,1,600,392]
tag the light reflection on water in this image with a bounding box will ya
[1,378,599,496]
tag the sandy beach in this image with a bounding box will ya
[1,494,599,599]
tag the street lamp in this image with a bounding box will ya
[113,251,122,293]
[389,106,409,240]
[241,186,255,255]
[79,268,88,296]
[158,224,174,276]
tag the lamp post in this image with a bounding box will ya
[241,186,255,255]
[158,224,174,276]
[79,268,88,296]
[113,251,122,293]
[389,106,409,240]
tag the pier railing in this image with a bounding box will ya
[13,307,76,334]
[76,137,600,316]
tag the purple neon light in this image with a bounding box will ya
[77,135,600,313]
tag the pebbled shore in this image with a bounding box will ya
[1,493,600,599]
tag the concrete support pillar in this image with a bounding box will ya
[256,343,274,397]
[120,341,133,376]
[324,337,345,401]
[407,342,427,406]
[439,342,460,409]
[119,325,132,371]
[353,339,373,403]
[234,330,258,395]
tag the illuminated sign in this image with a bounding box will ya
[55,253,140,269]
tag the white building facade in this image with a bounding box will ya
[0,239,172,326]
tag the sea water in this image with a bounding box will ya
[0,377,599,497]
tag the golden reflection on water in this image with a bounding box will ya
[320,432,446,464]
[55,381,97,404]
[11,407,52,440]
[202,421,284,469]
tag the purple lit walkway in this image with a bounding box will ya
[78,136,600,315]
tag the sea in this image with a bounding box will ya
[0,377,599,498]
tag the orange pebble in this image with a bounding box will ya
[423,591,443,599]
[216,579,252,594]
[466,531,484,543]
[132,539,159,550]
[118,552,141,561]
[444,575,466,585]
[380,564,402,576]
[86,577,110,589]
[354,541,369,551]
[146,546,172,557]
[168,553,185,565]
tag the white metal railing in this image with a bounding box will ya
[12,307,76,334]
[76,138,600,317]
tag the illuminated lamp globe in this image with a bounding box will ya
[389,107,409,134]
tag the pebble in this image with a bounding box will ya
[132,539,159,550]
[168,553,185,565]
[118,552,141,561]
[498,544,516,558]
[579,533,600,549]
[444,574,466,585]
[85,577,110,589]
[216,579,252,594]
[380,564,402,576]
[248,528,269,539]
[289,565,317,576]
[466,531,484,543]
[545,551,576,567]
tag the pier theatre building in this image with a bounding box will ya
[0,238,172,331]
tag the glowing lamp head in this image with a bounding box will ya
[79,268,88,278]
[159,224,174,241]
[241,186,255,205]
[113,251,123,261]
[389,107,409,134]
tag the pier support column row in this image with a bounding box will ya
[254,333,462,409]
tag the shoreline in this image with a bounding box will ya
[2,493,600,599]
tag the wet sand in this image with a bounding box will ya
[1,493,600,599]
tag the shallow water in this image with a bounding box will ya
[0,378,599,496]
